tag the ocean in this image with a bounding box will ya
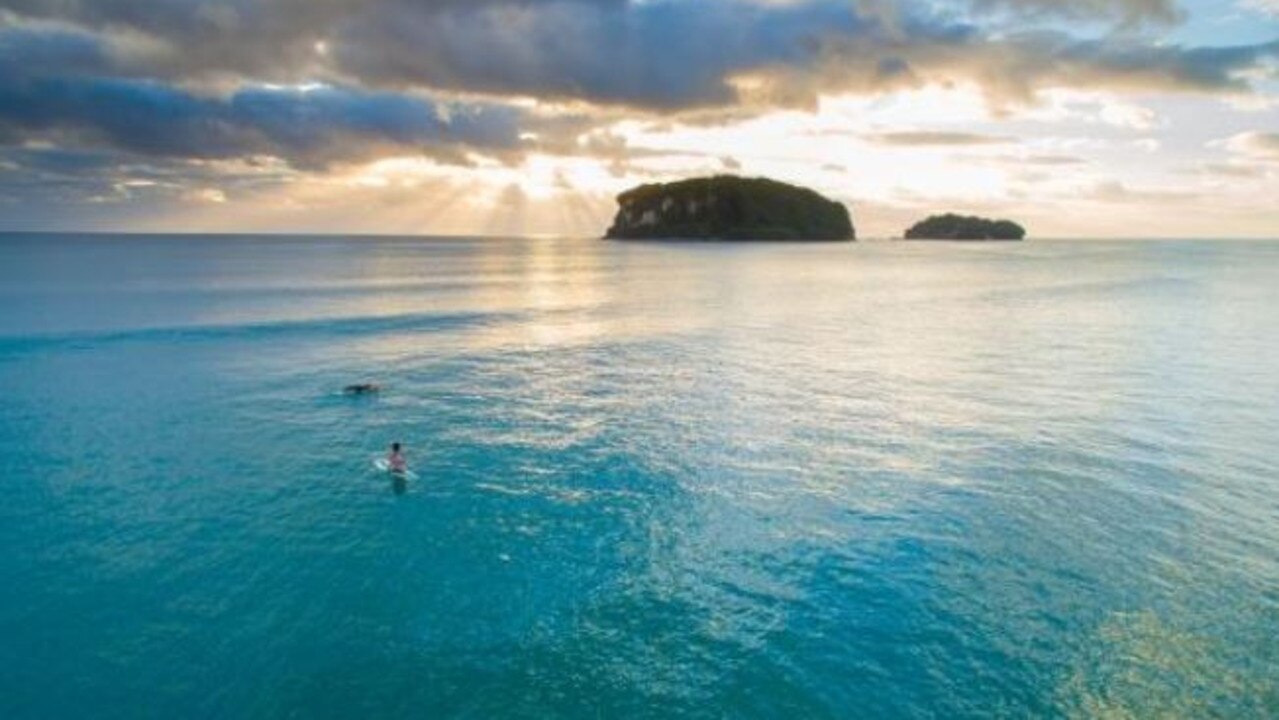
[1,234,1276,718]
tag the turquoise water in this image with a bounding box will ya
[1,234,1277,718]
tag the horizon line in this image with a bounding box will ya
[2,230,1278,242]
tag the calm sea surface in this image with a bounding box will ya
[1,234,1277,718]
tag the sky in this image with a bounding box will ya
[0,0,1277,238]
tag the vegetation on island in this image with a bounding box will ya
[605,176,855,241]
[904,214,1026,241]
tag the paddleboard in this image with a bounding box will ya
[373,458,418,480]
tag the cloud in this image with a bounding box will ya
[963,153,1088,166]
[1022,154,1088,165]
[183,187,227,204]
[968,0,1183,27]
[2,0,1276,114]
[314,0,868,110]
[1,0,850,108]
[1084,179,1200,203]
[795,31,1279,113]
[1197,162,1268,178]
[0,144,295,210]
[1241,0,1279,16]
[1218,131,1279,161]
[0,54,525,166]
[864,131,1015,145]
[0,24,115,78]
[1098,101,1158,130]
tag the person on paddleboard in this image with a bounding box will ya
[387,442,407,473]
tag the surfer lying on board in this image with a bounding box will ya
[344,383,381,395]
[387,442,407,473]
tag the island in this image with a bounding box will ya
[605,176,855,241]
[904,214,1025,241]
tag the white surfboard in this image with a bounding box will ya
[373,458,418,480]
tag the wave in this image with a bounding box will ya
[0,308,525,351]
[975,275,1197,302]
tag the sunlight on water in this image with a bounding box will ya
[1,235,1277,718]
[1061,608,1279,718]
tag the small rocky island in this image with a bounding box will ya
[904,214,1026,241]
[605,176,855,241]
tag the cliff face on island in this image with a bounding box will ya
[605,176,855,241]
[904,214,1026,241]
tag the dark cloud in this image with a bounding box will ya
[325,4,1276,111]
[771,28,1279,113]
[0,146,193,218]
[0,52,524,166]
[1052,38,1279,94]
[0,146,126,177]
[0,24,113,77]
[0,1,657,90]
[328,1,865,109]
[3,0,1274,113]
[967,0,1183,27]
